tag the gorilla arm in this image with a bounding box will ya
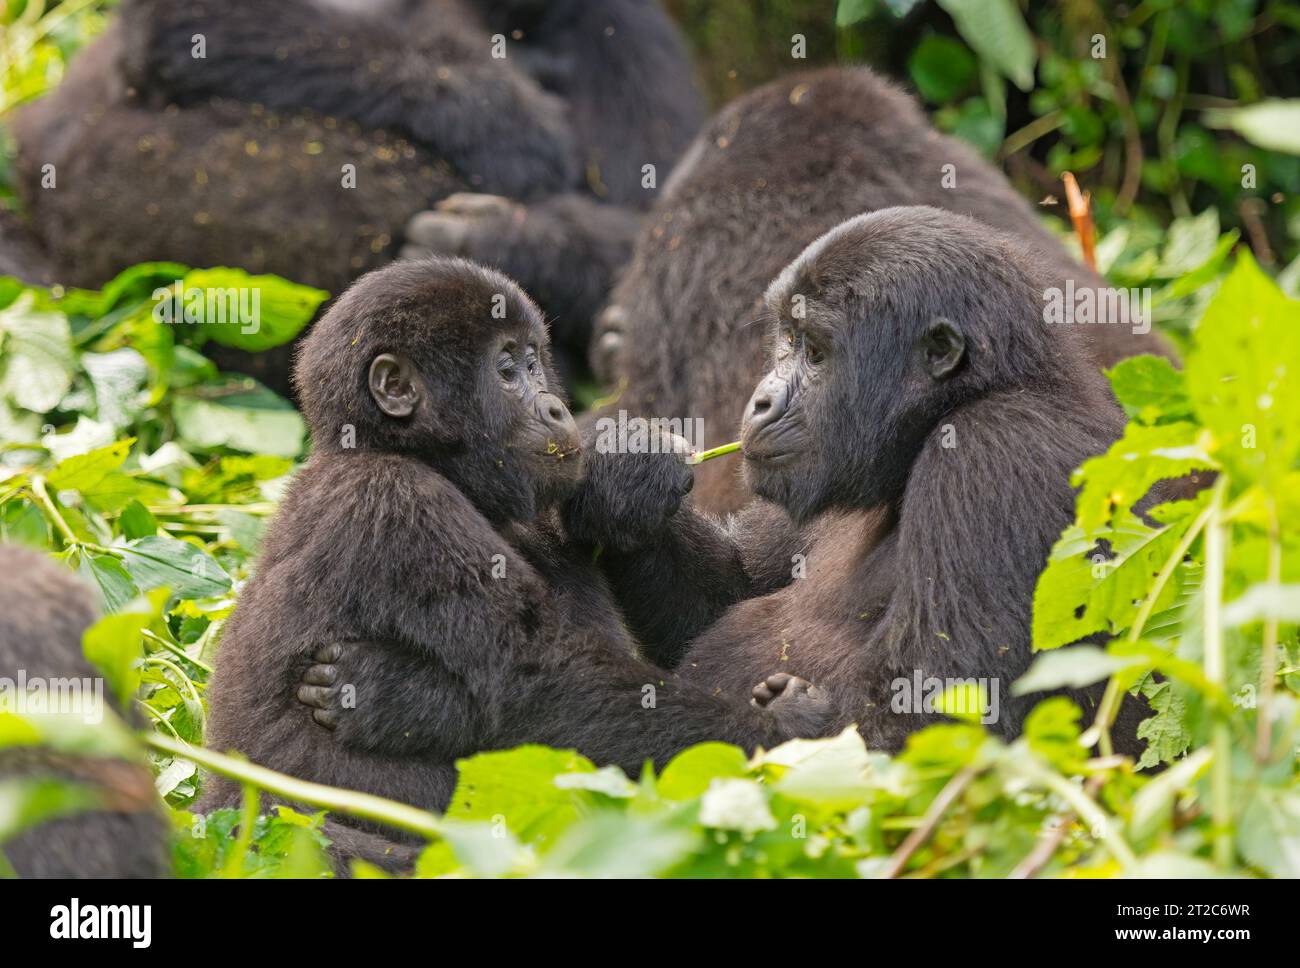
[287,456,825,776]
[563,446,808,669]
[117,0,579,199]
[829,393,1119,748]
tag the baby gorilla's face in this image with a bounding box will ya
[490,332,583,498]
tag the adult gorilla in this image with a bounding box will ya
[592,68,1174,513]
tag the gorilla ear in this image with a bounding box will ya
[919,318,966,380]
[368,353,421,417]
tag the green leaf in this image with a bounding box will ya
[1157,209,1219,276]
[541,813,698,877]
[449,746,597,846]
[1013,645,1140,694]
[81,348,149,431]
[1072,421,1214,532]
[698,778,778,835]
[1186,251,1300,484]
[658,742,749,800]
[81,606,151,709]
[118,500,158,541]
[47,439,134,493]
[1204,100,1300,155]
[1238,786,1300,877]
[169,269,327,353]
[0,292,74,412]
[118,535,232,600]
[1135,679,1191,769]
[1032,517,1190,651]
[908,35,977,103]
[173,380,306,458]
[1105,355,1192,423]
[75,551,141,615]
[835,0,875,28]
[765,727,880,810]
[936,0,1036,91]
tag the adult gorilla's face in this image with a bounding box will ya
[740,215,970,523]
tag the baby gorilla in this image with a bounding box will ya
[564,206,1151,754]
[204,258,827,860]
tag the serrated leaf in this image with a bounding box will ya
[118,535,231,600]
[47,439,134,492]
[173,380,305,458]
[0,292,74,412]
[936,0,1036,91]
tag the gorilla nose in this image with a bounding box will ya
[743,375,789,436]
[537,393,579,444]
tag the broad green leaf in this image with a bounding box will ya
[118,534,232,600]
[449,746,596,846]
[553,766,636,799]
[173,380,305,458]
[82,348,149,430]
[1238,786,1300,877]
[1072,421,1214,532]
[766,727,880,809]
[81,607,151,710]
[1186,252,1300,485]
[75,550,140,615]
[437,820,528,876]
[1135,679,1191,769]
[541,813,698,877]
[47,439,134,492]
[0,292,74,412]
[1013,645,1140,694]
[1156,209,1219,277]
[908,35,977,103]
[936,0,1036,91]
[1204,99,1300,155]
[118,500,158,540]
[170,269,327,353]
[658,742,749,800]
[1105,354,1192,423]
[1032,517,1190,651]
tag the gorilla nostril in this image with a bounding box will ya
[751,395,772,416]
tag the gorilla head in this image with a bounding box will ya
[741,206,1068,522]
[294,258,582,526]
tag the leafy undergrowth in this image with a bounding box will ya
[1,234,1299,877]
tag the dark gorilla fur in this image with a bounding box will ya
[568,207,1150,755]
[0,545,169,878]
[201,258,826,868]
[12,0,701,389]
[595,67,1175,514]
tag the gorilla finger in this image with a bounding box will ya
[313,643,343,663]
[405,211,471,251]
[765,672,793,692]
[296,684,336,709]
[436,192,518,217]
[752,682,774,705]
[302,664,337,687]
[312,708,339,731]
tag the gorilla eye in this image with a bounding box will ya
[496,351,519,381]
[804,340,825,365]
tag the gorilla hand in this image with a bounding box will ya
[751,673,831,737]
[297,644,346,732]
[401,194,525,263]
[563,431,695,552]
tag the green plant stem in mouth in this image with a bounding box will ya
[686,441,741,465]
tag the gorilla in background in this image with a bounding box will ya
[562,207,1152,754]
[0,544,169,878]
[593,67,1176,514]
[11,0,702,390]
[203,257,827,867]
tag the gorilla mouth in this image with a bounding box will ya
[540,439,582,461]
[742,447,797,467]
